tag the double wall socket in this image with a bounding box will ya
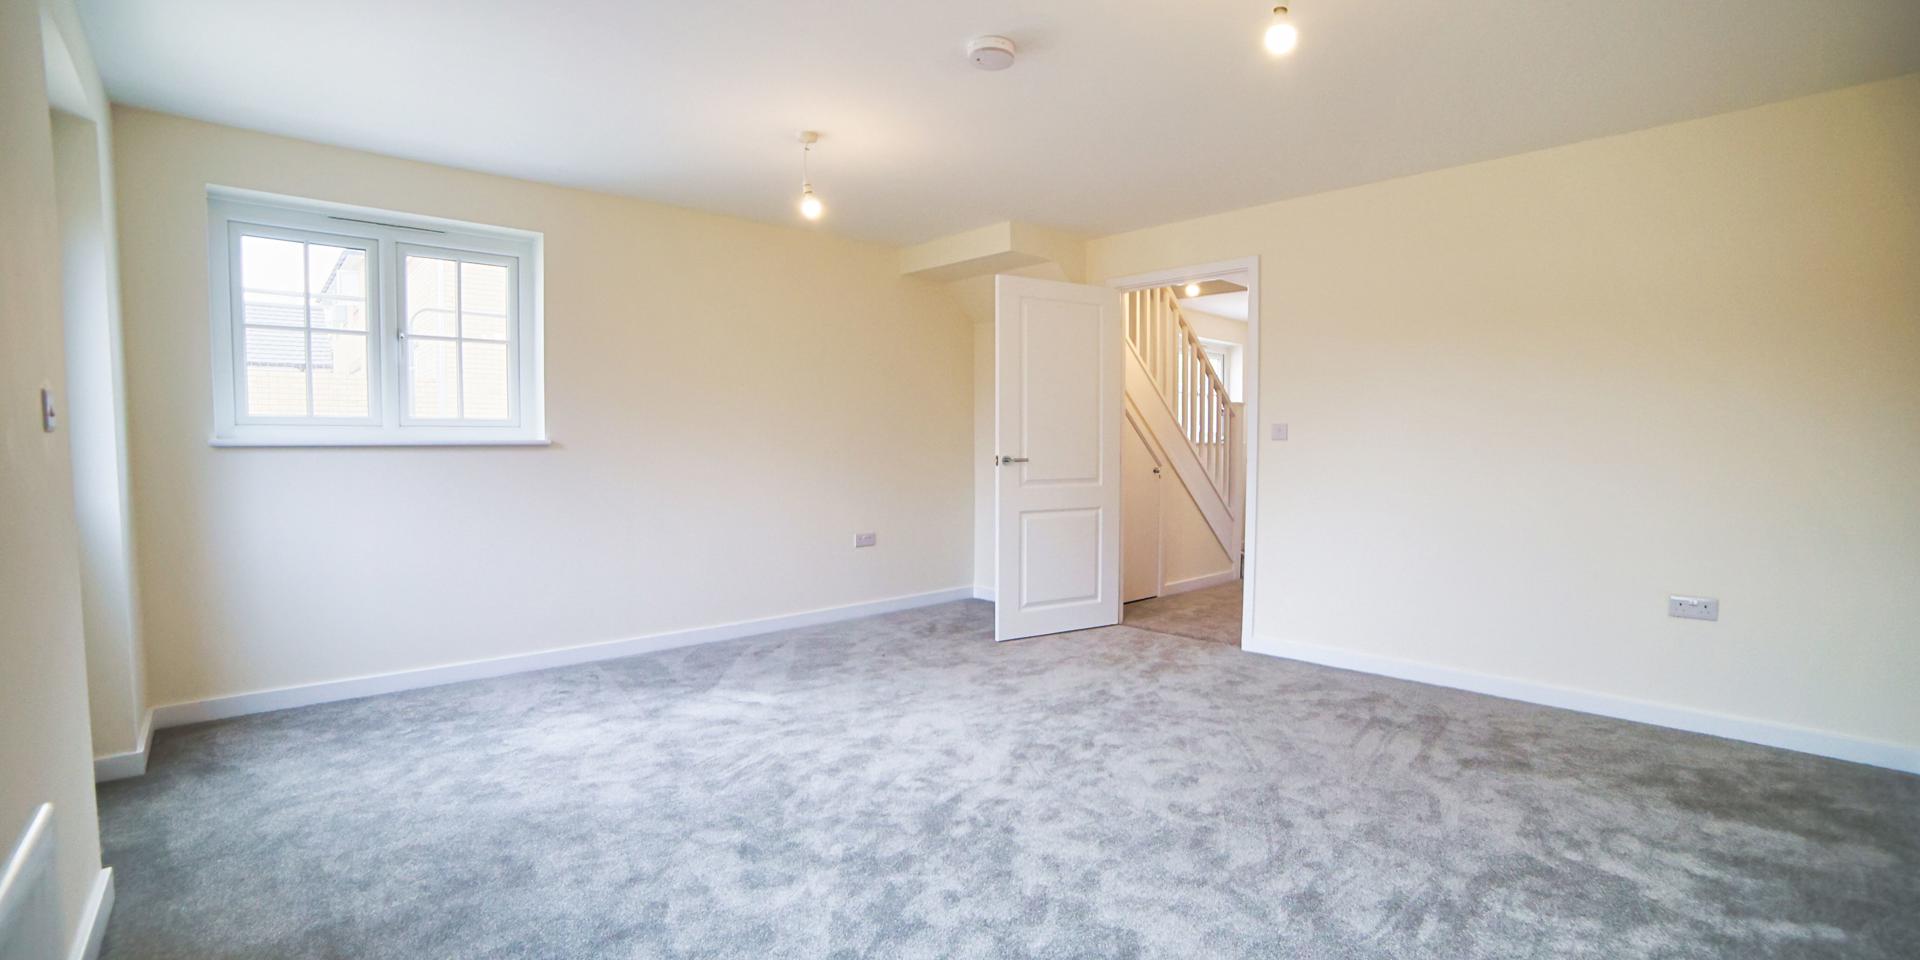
[1668,595,1719,621]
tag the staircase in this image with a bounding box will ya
[1123,286,1241,556]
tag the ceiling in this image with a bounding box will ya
[79,1,1920,246]
[1183,292,1249,323]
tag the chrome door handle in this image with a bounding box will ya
[996,456,1029,465]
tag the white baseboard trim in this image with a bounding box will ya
[1250,635,1920,775]
[1160,568,1240,597]
[979,573,1236,605]
[68,867,112,960]
[153,586,976,729]
[92,710,153,783]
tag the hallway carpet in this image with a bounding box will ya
[1123,579,1244,645]
[97,600,1919,959]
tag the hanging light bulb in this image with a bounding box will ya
[1264,5,1298,56]
[797,131,824,221]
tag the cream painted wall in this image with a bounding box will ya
[1088,74,1920,751]
[1182,309,1245,347]
[972,321,994,592]
[114,108,974,707]
[2,0,106,943]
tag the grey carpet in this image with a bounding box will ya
[1123,580,1244,646]
[97,600,1919,959]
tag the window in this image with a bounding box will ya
[1197,337,1242,403]
[1203,346,1229,383]
[209,191,543,445]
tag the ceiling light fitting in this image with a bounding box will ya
[1265,5,1299,56]
[797,130,824,222]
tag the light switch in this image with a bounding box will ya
[1270,423,1288,441]
[854,532,877,548]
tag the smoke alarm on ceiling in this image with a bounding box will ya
[968,35,1016,71]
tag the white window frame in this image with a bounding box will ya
[208,188,545,446]
[394,243,523,427]
[1197,336,1241,403]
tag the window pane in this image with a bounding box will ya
[462,341,510,420]
[460,262,509,341]
[240,235,305,295]
[245,326,308,416]
[405,255,459,336]
[243,289,306,327]
[408,338,459,419]
[310,296,368,331]
[309,245,365,298]
[311,331,369,418]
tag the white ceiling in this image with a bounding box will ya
[79,1,1920,246]
[1183,292,1248,322]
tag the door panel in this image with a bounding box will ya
[1020,304,1103,483]
[1122,413,1162,603]
[1020,508,1103,606]
[995,276,1123,642]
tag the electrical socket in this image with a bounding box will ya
[1668,595,1718,621]
[854,532,877,548]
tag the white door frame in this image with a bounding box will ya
[1106,256,1261,647]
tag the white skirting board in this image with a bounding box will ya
[92,711,154,783]
[1251,635,1920,775]
[151,586,975,729]
[1159,568,1240,597]
[978,571,1235,605]
[70,868,113,960]
[0,808,106,960]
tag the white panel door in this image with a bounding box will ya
[994,275,1123,642]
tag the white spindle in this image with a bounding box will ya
[1122,284,1239,506]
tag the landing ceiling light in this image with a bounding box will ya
[1265,5,1299,56]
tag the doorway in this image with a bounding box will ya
[1109,258,1260,648]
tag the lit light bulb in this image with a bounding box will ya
[796,131,825,221]
[1264,6,1298,56]
[1184,282,1202,297]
